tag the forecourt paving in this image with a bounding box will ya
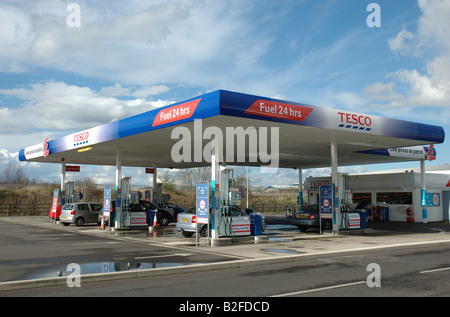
[0,216,449,291]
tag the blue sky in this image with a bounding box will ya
[0,0,449,188]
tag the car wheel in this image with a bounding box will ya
[75,217,84,226]
[199,225,210,237]
[62,223,70,226]
[322,219,332,231]
[181,231,194,238]
[158,215,170,226]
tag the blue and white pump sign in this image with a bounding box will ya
[103,186,111,217]
[196,182,209,224]
[320,185,333,219]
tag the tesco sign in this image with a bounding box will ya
[74,131,89,143]
[338,112,372,127]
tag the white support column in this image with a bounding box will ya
[115,150,122,228]
[298,167,303,212]
[331,142,339,234]
[61,159,66,206]
[246,166,249,209]
[420,159,427,223]
[211,142,219,240]
[153,163,157,204]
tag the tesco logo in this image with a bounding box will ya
[74,131,89,143]
[338,112,372,127]
[310,180,330,187]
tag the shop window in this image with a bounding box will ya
[352,193,372,204]
[376,192,412,205]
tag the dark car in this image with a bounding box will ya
[99,200,175,227]
[158,202,185,219]
[291,204,353,231]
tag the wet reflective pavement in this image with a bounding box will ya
[13,261,201,281]
[1,215,449,286]
[0,216,312,282]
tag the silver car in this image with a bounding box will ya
[176,207,203,237]
[60,202,103,226]
[176,206,266,238]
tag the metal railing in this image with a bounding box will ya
[251,203,297,214]
[0,204,50,217]
[0,203,296,216]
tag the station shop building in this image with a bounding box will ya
[304,167,450,223]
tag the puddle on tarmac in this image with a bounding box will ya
[268,237,294,243]
[263,249,299,254]
[12,261,198,281]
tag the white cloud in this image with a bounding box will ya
[0,81,172,134]
[132,85,170,98]
[0,1,273,89]
[416,0,450,52]
[388,29,414,56]
[0,148,16,160]
[364,0,450,124]
[326,91,368,111]
[390,67,450,107]
[99,84,170,98]
[99,84,131,97]
[0,3,34,72]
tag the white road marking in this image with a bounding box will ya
[134,253,192,260]
[271,281,366,297]
[72,241,121,245]
[419,267,450,274]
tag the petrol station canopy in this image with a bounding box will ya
[18,90,445,169]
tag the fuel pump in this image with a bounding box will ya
[122,176,132,207]
[338,174,362,230]
[121,176,132,227]
[339,174,350,229]
[217,167,235,237]
[114,176,131,227]
[154,183,163,206]
[119,176,147,227]
[70,176,83,202]
[65,181,74,203]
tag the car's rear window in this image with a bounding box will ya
[62,204,74,210]
[184,207,195,214]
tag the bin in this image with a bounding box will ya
[147,210,157,226]
[380,207,389,221]
[250,213,262,236]
[357,210,367,229]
